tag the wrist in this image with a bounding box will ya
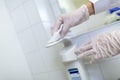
[86,1,95,15]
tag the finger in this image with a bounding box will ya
[93,41,103,59]
[51,17,63,35]
[90,54,101,63]
[94,54,100,60]
[77,49,95,58]
[90,57,95,64]
[75,43,92,56]
[94,53,103,60]
[90,54,100,63]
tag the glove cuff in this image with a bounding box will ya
[79,5,90,23]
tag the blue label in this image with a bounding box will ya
[68,68,79,74]
[68,68,81,80]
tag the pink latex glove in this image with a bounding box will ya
[75,30,120,63]
[51,5,89,37]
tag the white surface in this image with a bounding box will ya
[42,22,53,38]
[33,70,67,80]
[34,0,61,38]
[10,6,30,32]
[23,0,41,25]
[49,0,61,18]
[34,0,55,22]
[41,47,64,71]
[88,21,120,39]
[30,23,48,49]
[25,50,47,74]
[60,45,77,62]
[72,33,90,46]
[0,0,33,79]
[100,58,120,80]
[25,45,64,74]
[86,63,103,80]
[5,0,27,11]
[18,27,38,53]
[6,0,68,80]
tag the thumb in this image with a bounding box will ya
[51,16,63,35]
[60,24,70,38]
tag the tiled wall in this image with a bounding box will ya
[5,0,67,80]
[34,0,61,37]
[0,0,33,79]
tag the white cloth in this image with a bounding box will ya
[89,0,120,14]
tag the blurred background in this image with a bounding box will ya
[0,0,120,80]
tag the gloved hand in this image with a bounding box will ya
[75,30,120,63]
[51,5,89,37]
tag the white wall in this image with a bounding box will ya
[4,0,68,80]
[0,0,33,80]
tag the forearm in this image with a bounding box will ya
[86,1,95,15]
